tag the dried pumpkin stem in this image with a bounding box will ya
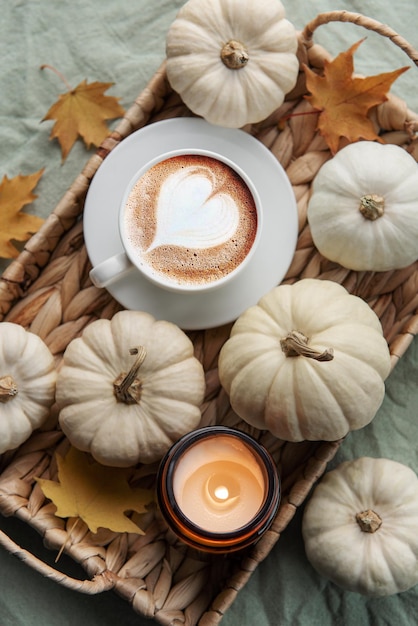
[221,40,249,69]
[359,194,385,220]
[280,330,334,361]
[355,509,382,533]
[0,375,18,403]
[113,347,147,404]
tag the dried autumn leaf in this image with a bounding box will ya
[0,169,45,259]
[304,39,409,153]
[42,69,125,161]
[36,447,153,534]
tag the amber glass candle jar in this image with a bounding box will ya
[157,426,280,553]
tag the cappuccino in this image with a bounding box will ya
[123,154,258,288]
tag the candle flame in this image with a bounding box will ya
[206,474,241,509]
[214,485,229,501]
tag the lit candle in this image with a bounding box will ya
[157,426,280,553]
[173,435,265,531]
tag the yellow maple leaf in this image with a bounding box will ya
[36,447,153,535]
[304,39,409,153]
[0,169,45,259]
[42,67,125,161]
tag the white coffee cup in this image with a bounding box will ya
[89,148,263,294]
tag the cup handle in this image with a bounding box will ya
[89,252,133,288]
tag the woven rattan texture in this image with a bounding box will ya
[1,14,418,625]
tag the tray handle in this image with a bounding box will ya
[0,528,116,594]
[301,10,418,66]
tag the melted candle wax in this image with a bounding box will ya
[173,436,265,532]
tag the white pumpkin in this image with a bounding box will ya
[218,279,391,441]
[302,457,418,596]
[166,0,299,128]
[0,322,56,454]
[307,141,418,271]
[56,311,205,467]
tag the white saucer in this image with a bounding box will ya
[84,118,298,330]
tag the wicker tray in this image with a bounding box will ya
[1,11,418,626]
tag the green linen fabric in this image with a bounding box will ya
[1,1,417,624]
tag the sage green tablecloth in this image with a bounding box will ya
[1,1,417,624]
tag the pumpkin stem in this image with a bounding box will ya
[359,194,385,220]
[0,375,18,403]
[113,347,147,405]
[280,330,334,362]
[221,40,249,69]
[355,509,382,533]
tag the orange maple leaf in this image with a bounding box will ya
[304,39,409,154]
[42,67,125,161]
[0,169,45,259]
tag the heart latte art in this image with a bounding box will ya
[124,155,258,287]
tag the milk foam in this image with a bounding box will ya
[124,155,258,286]
[146,167,240,251]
